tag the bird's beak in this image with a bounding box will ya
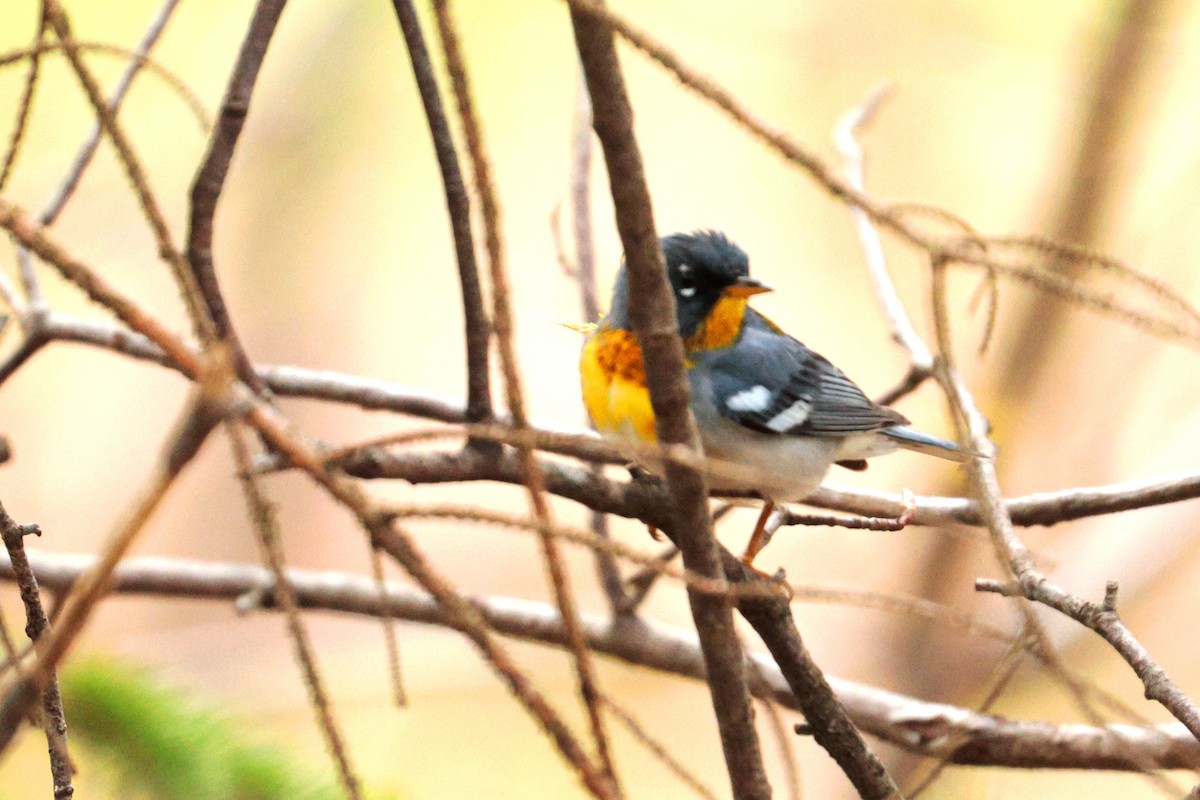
[724,277,772,298]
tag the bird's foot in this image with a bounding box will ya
[737,557,793,599]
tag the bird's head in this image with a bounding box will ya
[607,230,771,337]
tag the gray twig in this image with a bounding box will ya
[7,550,1200,771]
[186,0,287,386]
[0,503,73,799]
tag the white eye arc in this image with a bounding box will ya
[677,263,697,298]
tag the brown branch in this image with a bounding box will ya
[836,86,1173,774]
[833,82,933,388]
[389,0,493,436]
[227,422,362,799]
[600,696,718,800]
[993,0,1167,401]
[561,77,627,615]
[0,504,73,800]
[240,396,615,797]
[365,545,407,707]
[40,0,187,226]
[0,327,46,387]
[7,550,1200,772]
[0,202,201,377]
[186,0,287,388]
[3,0,185,382]
[40,0,212,339]
[0,8,46,195]
[980,575,1200,741]
[430,3,618,792]
[929,261,1200,743]
[559,0,1200,351]
[24,305,1200,532]
[0,381,222,755]
[0,40,208,134]
[569,8,774,797]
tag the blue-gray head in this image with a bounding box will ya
[605,230,768,337]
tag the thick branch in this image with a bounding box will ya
[3,550,1198,771]
[569,9,772,796]
[12,306,1200,534]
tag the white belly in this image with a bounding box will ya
[693,408,841,502]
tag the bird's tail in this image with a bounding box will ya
[883,426,982,462]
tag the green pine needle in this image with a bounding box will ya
[60,658,388,800]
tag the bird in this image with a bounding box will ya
[579,229,972,568]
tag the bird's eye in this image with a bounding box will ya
[677,265,698,298]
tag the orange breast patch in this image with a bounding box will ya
[580,326,657,442]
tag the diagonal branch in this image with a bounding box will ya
[186,0,288,389]
[40,0,186,226]
[227,422,362,799]
[40,0,212,339]
[240,394,615,797]
[569,6,774,799]
[389,0,493,436]
[430,2,619,792]
[929,260,1200,743]
[0,7,47,195]
[0,380,223,753]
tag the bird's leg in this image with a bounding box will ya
[740,501,776,568]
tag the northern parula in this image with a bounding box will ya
[580,230,969,565]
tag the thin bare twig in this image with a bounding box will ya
[240,395,615,797]
[834,82,933,387]
[0,40,208,134]
[0,503,74,800]
[3,0,186,376]
[560,0,1200,351]
[227,422,362,800]
[380,502,778,602]
[0,8,47,195]
[186,0,286,387]
[366,546,408,707]
[992,0,1166,400]
[41,0,211,338]
[619,544,678,614]
[601,695,720,800]
[0,266,23,317]
[562,76,627,615]
[430,3,618,793]
[0,201,201,376]
[0,329,46,387]
[835,92,1169,761]
[0,379,223,753]
[743,634,802,800]
[389,0,493,438]
[40,0,188,225]
[929,260,1200,743]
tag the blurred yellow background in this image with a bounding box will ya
[2,0,1200,797]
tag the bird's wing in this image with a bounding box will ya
[700,311,906,437]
